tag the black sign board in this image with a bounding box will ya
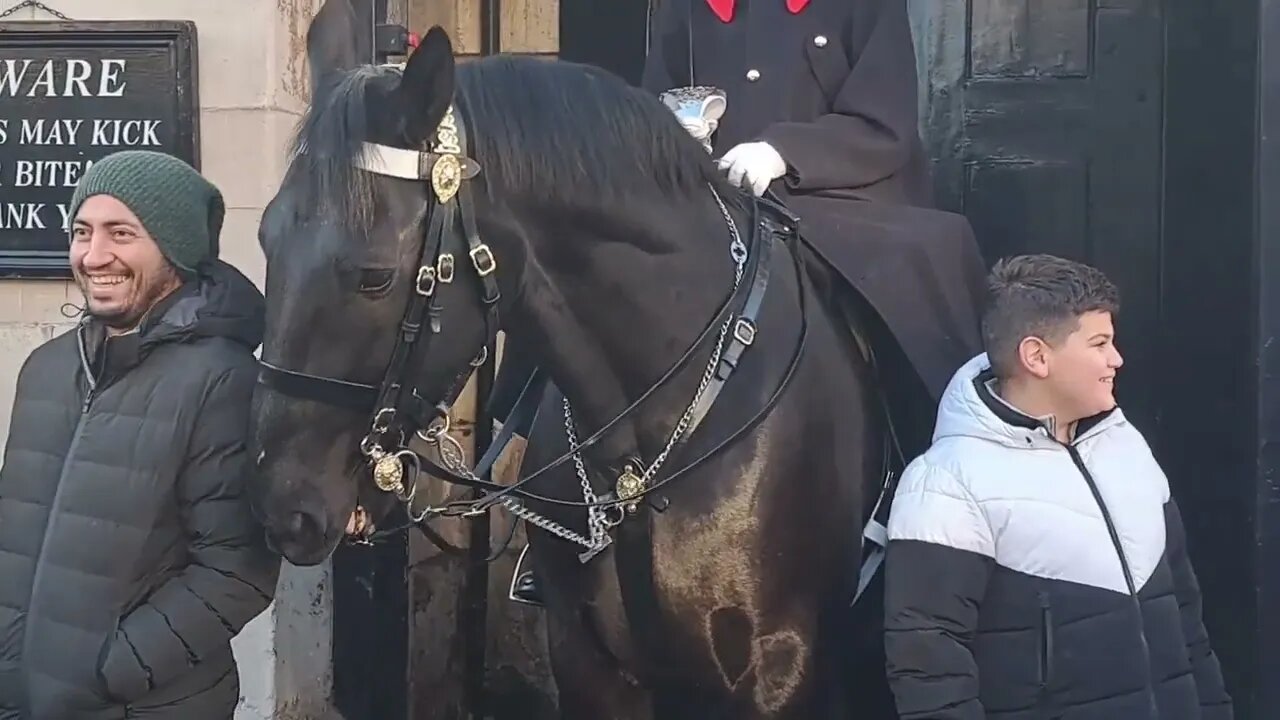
[0,21,198,278]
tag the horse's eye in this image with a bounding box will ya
[358,268,395,295]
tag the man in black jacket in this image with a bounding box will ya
[883,255,1231,719]
[0,150,280,720]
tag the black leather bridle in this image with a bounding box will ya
[254,97,817,562]
[258,103,502,504]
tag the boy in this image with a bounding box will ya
[882,254,1232,719]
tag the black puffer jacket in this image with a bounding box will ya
[0,261,280,720]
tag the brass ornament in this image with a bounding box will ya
[615,464,645,504]
[431,153,462,203]
[373,453,405,493]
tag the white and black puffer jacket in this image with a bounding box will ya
[883,354,1232,720]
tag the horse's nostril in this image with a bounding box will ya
[287,511,323,542]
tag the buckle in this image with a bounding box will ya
[416,266,436,296]
[470,244,497,277]
[733,317,757,346]
[372,407,396,434]
[437,253,455,283]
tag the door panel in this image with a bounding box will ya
[911,0,1163,427]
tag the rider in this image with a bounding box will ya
[642,0,932,206]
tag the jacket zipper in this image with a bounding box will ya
[21,388,95,713]
[1066,444,1158,719]
[1037,590,1053,706]
[22,324,101,714]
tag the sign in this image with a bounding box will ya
[0,21,198,278]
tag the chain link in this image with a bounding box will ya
[496,496,599,549]
[562,399,612,547]
[383,186,751,560]
[0,0,72,20]
[561,186,749,546]
[431,424,604,551]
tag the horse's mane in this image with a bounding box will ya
[454,55,730,205]
[287,55,731,230]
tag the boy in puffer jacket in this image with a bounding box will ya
[882,254,1231,720]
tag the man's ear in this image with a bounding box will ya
[395,26,457,146]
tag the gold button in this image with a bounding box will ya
[814,35,828,48]
[746,69,761,82]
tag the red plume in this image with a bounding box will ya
[706,0,734,22]
[706,0,809,23]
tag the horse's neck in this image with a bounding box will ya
[510,199,737,464]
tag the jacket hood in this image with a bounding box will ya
[141,259,265,351]
[934,353,1126,450]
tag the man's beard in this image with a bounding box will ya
[79,271,182,332]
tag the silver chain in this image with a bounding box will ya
[399,186,749,559]
[0,0,72,20]
[431,426,602,550]
[562,401,613,548]
[562,186,748,546]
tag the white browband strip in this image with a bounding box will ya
[354,142,427,180]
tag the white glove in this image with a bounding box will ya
[717,142,786,196]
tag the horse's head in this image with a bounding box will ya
[251,0,489,564]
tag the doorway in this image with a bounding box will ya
[558,0,651,85]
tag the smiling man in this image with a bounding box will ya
[882,255,1232,719]
[0,150,279,720]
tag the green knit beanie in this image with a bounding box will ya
[68,150,223,275]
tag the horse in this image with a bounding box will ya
[249,2,894,717]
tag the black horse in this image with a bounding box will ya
[251,2,894,717]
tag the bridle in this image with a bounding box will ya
[259,103,502,517]
[255,96,829,567]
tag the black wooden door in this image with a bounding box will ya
[915,0,1272,715]
[913,0,1164,430]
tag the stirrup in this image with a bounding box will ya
[507,544,545,607]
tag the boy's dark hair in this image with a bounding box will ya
[982,254,1120,378]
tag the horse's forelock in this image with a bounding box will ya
[287,65,396,233]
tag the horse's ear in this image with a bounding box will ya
[396,26,457,145]
[306,0,369,91]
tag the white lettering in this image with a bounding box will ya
[91,119,163,147]
[0,203,47,230]
[0,59,31,96]
[16,119,83,145]
[64,59,92,97]
[98,59,126,97]
[12,160,95,187]
[141,119,160,146]
[0,59,129,98]
[29,61,56,97]
[14,161,34,187]
[57,203,72,231]
[91,118,110,145]
[0,119,8,145]
[19,119,43,144]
